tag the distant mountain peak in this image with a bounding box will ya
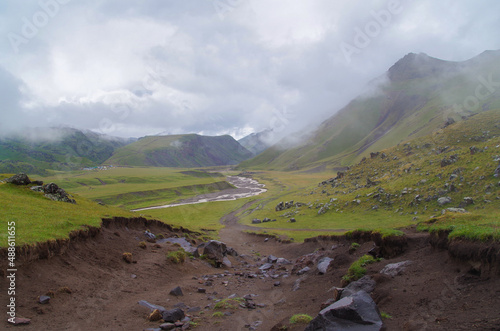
[388,52,458,82]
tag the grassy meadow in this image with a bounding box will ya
[41,167,235,210]
[2,110,500,248]
[0,176,134,247]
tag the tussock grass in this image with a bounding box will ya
[342,255,379,283]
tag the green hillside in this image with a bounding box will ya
[0,128,132,175]
[0,174,134,247]
[239,50,500,171]
[105,134,253,167]
[240,109,500,242]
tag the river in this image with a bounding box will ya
[132,176,267,211]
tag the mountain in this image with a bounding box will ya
[105,134,253,167]
[239,50,500,171]
[238,129,275,156]
[0,127,133,175]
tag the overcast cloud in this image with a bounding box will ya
[0,0,499,139]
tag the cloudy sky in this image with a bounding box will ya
[0,0,499,140]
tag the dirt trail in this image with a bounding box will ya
[2,208,500,330]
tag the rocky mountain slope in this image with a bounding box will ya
[239,50,500,171]
[0,127,133,175]
[238,129,275,156]
[105,134,253,167]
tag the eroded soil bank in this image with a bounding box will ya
[1,218,499,330]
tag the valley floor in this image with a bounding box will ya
[2,208,499,330]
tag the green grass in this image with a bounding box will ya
[214,297,244,310]
[166,248,188,264]
[289,314,313,324]
[417,212,500,242]
[236,110,500,242]
[139,198,259,233]
[0,181,134,247]
[342,255,378,283]
[381,312,393,319]
[41,167,232,209]
[211,312,224,318]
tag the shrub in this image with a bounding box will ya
[138,241,147,249]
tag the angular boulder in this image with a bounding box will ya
[203,240,227,262]
[341,275,376,299]
[161,308,185,323]
[6,173,31,185]
[202,240,238,267]
[305,291,383,331]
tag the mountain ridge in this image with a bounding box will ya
[105,133,253,167]
[239,50,500,171]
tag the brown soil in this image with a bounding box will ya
[2,214,500,330]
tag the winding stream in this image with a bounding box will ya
[132,176,267,212]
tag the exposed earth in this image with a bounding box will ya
[2,203,500,331]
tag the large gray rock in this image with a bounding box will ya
[317,257,334,275]
[341,276,376,299]
[6,173,31,185]
[202,240,238,267]
[161,308,185,323]
[203,240,227,265]
[380,261,412,277]
[305,291,383,331]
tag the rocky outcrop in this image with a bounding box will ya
[6,173,31,185]
[41,183,76,204]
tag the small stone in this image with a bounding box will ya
[187,306,201,313]
[380,261,412,277]
[170,286,184,297]
[39,295,51,304]
[297,266,311,275]
[259,263,273,271]
[197,288,206,293]
[222,256,232,268]
[11,317,31,325]
[274,281,281,287]
[159,323,176,330]
[292,278,303,291]
[267,255,278,263]
[437,197,452,205]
